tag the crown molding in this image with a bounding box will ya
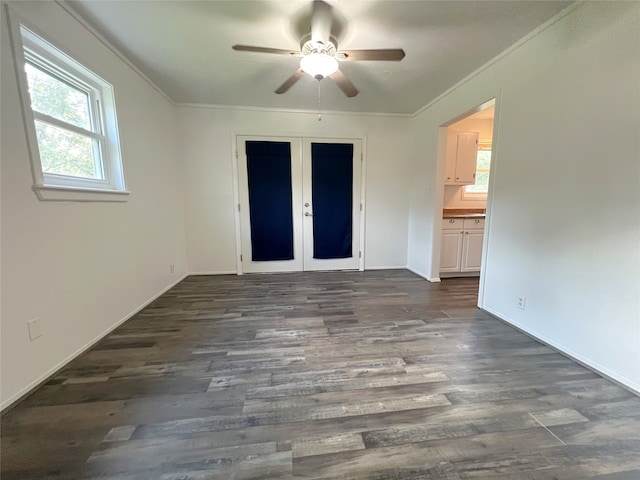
[411,1,584,117]
[55,0,175,106]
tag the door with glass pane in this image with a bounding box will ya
[237,137,303,273]
[302,139,362,271]
[237,136,361,273]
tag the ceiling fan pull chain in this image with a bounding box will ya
[317,80,322,122]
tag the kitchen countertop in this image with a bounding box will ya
[443,213,486,219]
[443,208,486,219]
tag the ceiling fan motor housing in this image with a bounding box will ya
[300,35,338,56]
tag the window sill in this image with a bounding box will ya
[461,190,488,202]
[33,184,130,202]
[460,195,488,202]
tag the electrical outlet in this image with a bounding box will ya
[170,264,175,274]
[517,296,527,310]
[27,317,43,341]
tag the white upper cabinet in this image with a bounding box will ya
[445,132,479,185]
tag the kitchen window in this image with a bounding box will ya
[462,144,491,199]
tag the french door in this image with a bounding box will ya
[237,136,362,273]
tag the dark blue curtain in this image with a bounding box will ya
[246,141,294,261]
[311,143,353,259]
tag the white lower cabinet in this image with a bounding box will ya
[440,230,464,272]
[441,217,485,275]
[461,230,484,271]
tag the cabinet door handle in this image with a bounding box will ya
[449,219,455,223]
[474,219,480,223]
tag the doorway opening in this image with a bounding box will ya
[433,98,497,305]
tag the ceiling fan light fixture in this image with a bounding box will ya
[300,53,339,79]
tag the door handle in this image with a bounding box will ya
[304,202,310,207]
[305,212,314,217]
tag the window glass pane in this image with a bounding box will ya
[464,150,491,194]
[466,172,489,193]
[476,150,491,169]
[25,62,91,130]
[34,120,103,179]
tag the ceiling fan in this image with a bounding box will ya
[232,0,405,98]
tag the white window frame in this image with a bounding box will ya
[6,8,128,202]
[462,143,491,201]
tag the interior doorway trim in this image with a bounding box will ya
[231,133,366,275]
[431,95,501,311]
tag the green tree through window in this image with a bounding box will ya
[9,17,126,200]
[25,62,100,179]
[465,149,491,194]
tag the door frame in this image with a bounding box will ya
[231,132,366,275]
[431,96,501,310]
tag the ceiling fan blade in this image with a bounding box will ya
[329,69,358,98]
[338,49,406,61]
[311,0,333,46]
[275,69,305,94]
[232,45,300,57]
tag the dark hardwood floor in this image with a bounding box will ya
[2,270,639,479]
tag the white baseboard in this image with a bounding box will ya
[364,265,407,271]
[195,268,416,275]
[1,273,189,412]
[189,270,237,275]
[440,272,480,278]
[482,305,640,396]
[406,266,440,282]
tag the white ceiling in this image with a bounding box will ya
[67,0,573,115]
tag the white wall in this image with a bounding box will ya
[1,1,187,408]
[442,186,486,209]
[177,107,413,273]
[408,1,640,392]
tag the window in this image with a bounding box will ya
[9,16,127,201]
[463,143,491,198]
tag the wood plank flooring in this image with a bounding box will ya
[2,270,639,479]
